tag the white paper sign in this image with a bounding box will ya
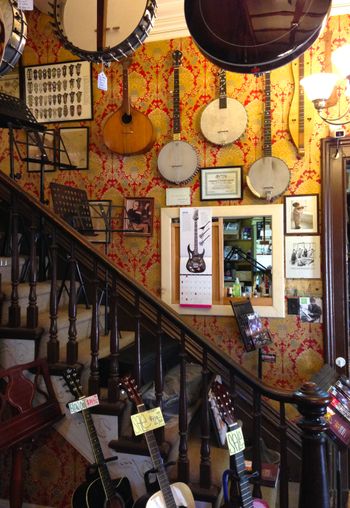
[98,71,108,91]
[18,0,33,9]
[68,394,99,414]
[166,188,191,206]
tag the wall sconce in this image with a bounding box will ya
[300,44,350,125]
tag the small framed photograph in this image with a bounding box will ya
[123,197,154,236]
[200,166,243,201]
[285,235,321,279]
[21,60,93,123]
[299,296,323,323]
[26,130,57,172]
[284,194,319,235]
[59,127,89,170]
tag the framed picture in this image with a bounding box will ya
[123,197,154,236]
[299,296,323,323]
[88,200,111,244]
[200,166,243,201]
[59,127,89,170]
[284,194,319,235]
[26,130,57,172]
[285,235,321,279]
[21,60,93,123]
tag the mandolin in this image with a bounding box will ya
[200,69,247,145]
[247,72,290,202]
[211,381,269,508]
[157,50,198,184]
[120,376,195,508]
[103,58,154,156]
[64,368,133,508]
[186,209,206,274]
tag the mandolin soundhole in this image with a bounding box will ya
[122,113,132,124]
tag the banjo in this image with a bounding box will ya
[247,72,290,202]
[157,50,198,185]
[49,0,157,63]
[200,69,247,146]
[0,0,27,77]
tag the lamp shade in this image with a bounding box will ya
[332,44,350,78]
[300,73,338,101]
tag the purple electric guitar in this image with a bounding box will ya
[186,210,206,273]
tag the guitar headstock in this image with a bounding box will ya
[172,49,183,68]
[193,209,199,221]
[63,368,84,399]
[210,381,235,427]
[119,376,143,406]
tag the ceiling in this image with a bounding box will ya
[34,0,350,43]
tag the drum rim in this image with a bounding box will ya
[158,140,198,184]
[247,155,290,199]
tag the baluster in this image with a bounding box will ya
[89,258,100,396]
[66,243,78,364]
[47,229,59,364]
[26,215,38,328]
[295,382,330,508]
[134,293,141,387]
[279,402,289,508]
[200,348,211,487]
[178,329,189,483]
[108,273,120,402]
[252,390,262,499]
[155,311,164,444]
[8,195,20,327]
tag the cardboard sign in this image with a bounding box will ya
[131,407,165,436]
[68,394,99,414]
[98,71,108,91]
[226,427,245,456]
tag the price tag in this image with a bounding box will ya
[131,408,165,436]
[98,71,108,91]
[18,0,33,10]
[226,427,245,456]
[68,394,99,414]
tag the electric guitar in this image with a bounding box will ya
[186,209,206,274]
[64,368,133,508]
[103,57,154,155]
[120,376,195,508]
[200,69,247,145]
[211,381,269,508]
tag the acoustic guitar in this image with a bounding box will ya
[64,368,133,508]
[211,381,269,508]
[186,209,206,274]
[246,72,290,202]
[200,69,247,145]
[120,376,195,508]
[103,58,154,156]
[157,50,198,184]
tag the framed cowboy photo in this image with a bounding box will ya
[123,197,154,237]
[284,194,319,235]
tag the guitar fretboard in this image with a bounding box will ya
[218,70,227,110]
[228,423,254,508]
[263,72,272,158]
[299,54,305,138]
[173,66,181,136]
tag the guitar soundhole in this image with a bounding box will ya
[122,113,132,124]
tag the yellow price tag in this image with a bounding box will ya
[226,427,245,456]
[131,407,165,436]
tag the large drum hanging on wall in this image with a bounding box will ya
[0,0,27,77]
[184,0,332,73]
[50,0,157,63]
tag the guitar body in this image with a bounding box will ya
[200,98,247,145]
[146,482,195,508]
[103,106,154,155]
[72,476,129,508]
[247,156,290,201]
[186,245,206,273]
[158,140,198,184]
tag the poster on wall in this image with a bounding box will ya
[285,235,321,279]
[180,207,212,307]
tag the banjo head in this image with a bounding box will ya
[185,0,331,73]
[247,156,290,201]
[158,141,198,184]
[200,97,247,145]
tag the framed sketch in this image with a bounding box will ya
[21,60,93,123]
[200,166,243,200]
[88,200,111,244]
[284,194,319,235]
[59,127,89,170]
[285,235,321,279]
[123,197,154,237]
[26,130,57,172]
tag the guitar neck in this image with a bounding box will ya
[138,404,177,508]
[173,66,181,140]
[228,424,254,508]
[122,65,130,115]
[218,70,227,109]
[81,408,115,501]
[193,218,198,254]
[263,72,272,158]
[298,54,305,139]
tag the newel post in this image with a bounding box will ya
[294,381,331,508]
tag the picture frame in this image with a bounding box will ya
[299,296,323,323]
[59,127,89,170]
[285,235,321,279]
[21,60,93,123]
[123,197,154,237]
[284,194,319,235]
[88,200,111,244]
[200,166,243,201]
[26,130,57,172]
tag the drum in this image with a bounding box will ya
[50,0,157,63]
[0,0,27,77]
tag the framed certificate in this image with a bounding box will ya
[200,166,243,200]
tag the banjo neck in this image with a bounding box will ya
[96,0,107,51]
[218,69,227,109]
[263,72,272,158]
[172,50,182,141]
